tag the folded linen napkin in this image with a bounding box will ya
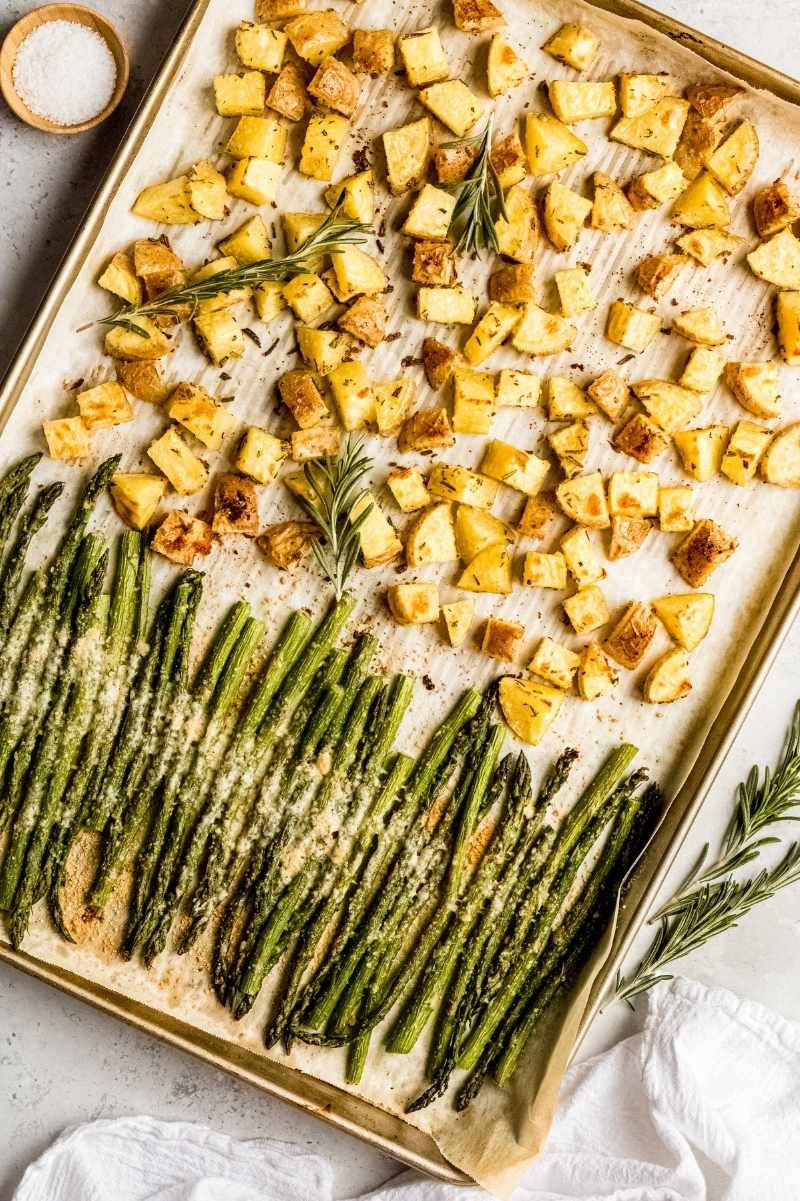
[13,977,800,1201]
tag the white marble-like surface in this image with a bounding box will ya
[2,0,800,1197]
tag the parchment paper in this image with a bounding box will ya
[4,0,800,1193]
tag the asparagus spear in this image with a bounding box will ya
[0,482,63,638]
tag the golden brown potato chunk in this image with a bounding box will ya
[433,143,476,185]
[604,602,657,669]
[488,262,535,304]
[398,407,454,452]
[352,29,394,75]
[635,252,690,298]
[674,111,721,181]
[422,338,457,390]
[482,616,524,662]
[671,518,738,587]
[153,510,213,566]
[133,239,185,298]
[258,520,319,569]
[115,360,170,404]
[338,295,387,347]
[608,515,652,560]
[267,64,307,121]
[212,473,259,536]
[685,81,741,118]
[453,0,505,32]
[613,413,668,463]
[279,370,328,429]
[412,240,455,286]
[490,131,526,184]
[587,370,629,422]
[753,179,800,239]
[518,491,558,540]
[308,56,360,116]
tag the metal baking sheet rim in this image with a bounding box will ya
[2,0,800,1184]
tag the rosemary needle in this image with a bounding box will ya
[297,436,374,600]
[445,114,508,257]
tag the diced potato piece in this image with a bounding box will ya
[213,71,266,116]
[422,338,457,390]
[235,22,287,71]
[254,281,288,322]
[413,241,456,287]
[453,0,504,32]
[753,179,800,239]
[373,378,414,433]
[328,361,374,430]
[563,584,609,635]
[258,520,318,569]
[482,617,524,663]
[674,426,728,481]
[556,472,609,528]
[488,35,527,97]
[674,111,722,182]
[548,421,589,478]
[256,0,305,16]
[525,114,587,176]
[339,294,387,349]
[761,423,800,487]
[352,29,394,76]
[418,286,475,325]
[619,72,672,117]
[132,238,185,298]
[676,228,742,264]
[442,599,474,647]
[283,272,334,324]
[671,518,737,586]
[324,170,374,225]
[671,172,731,228]
[226,115,286,161]
[653,592,714,650]
[518,491,557,540]
[398,27,449,86]
[627,160,686,210]
[680,347,724,395]
[608,515,652,560]
[610,97,688,157]
[116,360,168,404]
[614,413,668,463]
[235,427,287,484]
[555,267,595,317]
[387,582,440,624]
[403,184,456,241]
[153,511,213,565]
[267,63,307,122]
[635,253,690,299]
[481,439,549,496]
[299,112,348,180]
[429,464,498,509]
[279,370,328,429]
[193,309,245,365]
[387,467,430,513]
[643,649,692,703]
[530,636,579,688]
[587,370,629,422]
[499,676,564,744]
[543,181,591,250]
[723,361,780,419]
[406,503,458,566]
[577,642,618,700]
[747,227,800,290]
[291,425,340,461]
[548,80,616,123]
[607,470,658,517]
[353,493,403,566]
[218,216,270,265]
[454,505,515,562]
[331,247,386,298]
[148,427,208,495]
[76,381,133,431]
[497,369,540,408]
[512,304,576,355]
[605,301,660,354]
[543,23,599,71]
[673,307,726,347]
[707,120,759,194]
[42,416,90,462]
[296,327,351,375]
[658,484,695,532]
[546,377,594,421]
[604,601,657,669]
[633,379,704,433]
[490,131,528,188]
[284,10,349,64]
[213,473,259,536]
[110,473,166,529]
[186,160,228,219]
[522,550,567,589]
[686,82,741,117]
[457,542,513,594]
[383,117,432,195]
[284,209,329,256]
[419,80,484,138]
[190,256,250,314]
[105,318,170,361]
[494,184,539,263]
[227,157,282,204]
[98,252,142,305]
[132,175,199,225]
[777,293,800,365]
[560,526,604,586]
[434,143,476,185]
[398,408,454,452]
[167,383,235,450]
[308,56,360,117]
[463,303,521,366]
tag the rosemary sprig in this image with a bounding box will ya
[297,436,374,600]
[87,207,371,339]
[445,114,508,257]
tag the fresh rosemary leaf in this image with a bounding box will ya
[445,114,508,257]
[297,436,374,599]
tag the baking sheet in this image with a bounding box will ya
[3,0,800,1193]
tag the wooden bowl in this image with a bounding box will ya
[0,4,129,134]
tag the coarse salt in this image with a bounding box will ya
[13,19,117,127]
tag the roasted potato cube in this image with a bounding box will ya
[352,29,394,75]
[235,427,287,484]
[153,511,213,565]
[548,422,589,478]
[417,286,475,325]
[499,676,564,744]
[605,300,660,354]
[453,367,497,435]
[254,281,288,322]
[560,525,604,585]
[555,267,595,318]
[76,381,133,431]
[442,599,474,647]
[577,643,618,700]
[512,304,576,355]
[279,371,328,430]
[218,216,270,265]
[542,23,599,71]
[518,491,558,540]
[434,143,476,185]
[556,471,609,528]
[549,80,616,123]
[284,212,329,257]
[671,172,730,228]
[587,371,629,423]
[494,184,539,262]
[680,347,724,395]
[635,253,690,299]
[676,228,743,264]
[193,309,245,365]
[422,338,457,390]
[308,56,360,117]
[387,467,430,513]
[707,120,759,194]
[374,378,415,434]
[429,464,499,508]
[338,295,386,348]
[481,439,548,496]
[132,176,199,225]
[753,179,800,239]
[213,71,266,116]
[626,160,686,210]
[546,377,594,421]
[267,63,307,121]
[98,251,142,305]
[618,72,672,117]
[105,318,170,361]
[148,428,208,495]
[190,256,250,315]
[110,473,166,529]
[283,272,334,324]
[454,505,515,562]
[299,112,349,180]
[497,368,540,408]
[398,27,449,86]
[403,184,456,241]
[671,518,737,586]
[530,636,579,688]
[258,520,318,569]
[324,170,374,224]
[723,361,780,419]
[454,0,504,31]
[776,293,800,365]
[235,22,287,72]
[607,470,658,517]
[608,515,651,560]
[643,649,692,704]
[673,307,726,347]
[329,361,374,430]
[522,550,567,590]
[632,379,704,434]
[331,246,386,297]
[296,326,352,375]
[686,81,741,117]
[563,584,610,635]
[211,474,259,536]
[482,617,524,663]
[406,502,458,566]
[658,484,694,532]
[42,416,90,463]
[761,423,800,487]
[256,0,305,14]
[610,97,688,157]
[226,115,286,161]
[353,493,403,566]
[388,582,440,625]
[383,117,432,195]
[748,227,800,290]
[419,80,483,138]
[525,113,587,176]
[285,10,349,64]
[166,383,234,451]
[463,303,521,366]
[457,542,513,594]
[291,425,340,461]
[398,407,454,452]
[116,360,168,404]
[653,592,714,650]
[186,161,227,223]
[488,37,527,98]
[227,157,282,204]
[489,263,534,305]
[543,181,592,250]
[412,241,455,287]
[721,420,771,484]
[674,111,722,182]
[604,601,657,669]
[674,426,728,482]
[614,413,668,463]
[133,239,185,298]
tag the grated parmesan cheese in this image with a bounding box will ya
[13,19,117,127]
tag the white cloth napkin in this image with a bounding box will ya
[13,977,800,1201]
